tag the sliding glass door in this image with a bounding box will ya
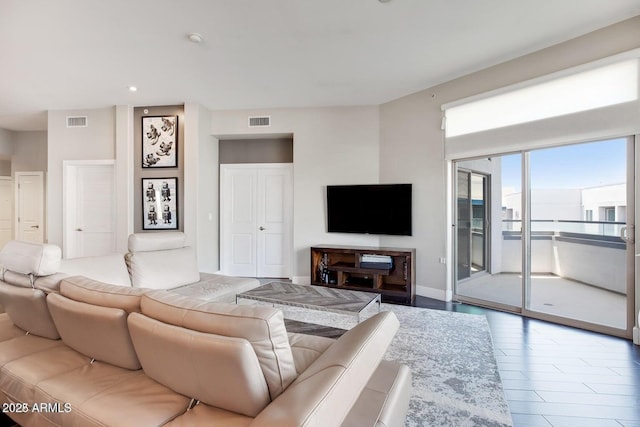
[455,157,522,309]
[525,139,631,331]
[456,169,489,280]
[454,137,634,337]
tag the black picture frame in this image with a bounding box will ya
[142,177,178,230]
[141,115,178,168]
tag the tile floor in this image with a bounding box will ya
[416,296,640,427]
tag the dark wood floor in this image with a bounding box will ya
[415,296,640,427]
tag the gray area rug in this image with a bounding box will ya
[280,303,513,427]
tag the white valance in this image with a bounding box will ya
[443,49,640,159]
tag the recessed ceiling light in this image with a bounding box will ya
[128,86,138,92]
[187,33,203,43]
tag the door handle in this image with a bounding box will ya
[620,225,634,244]
[30,225,39,229]
[76,228,83,232]
[259,226,266,231]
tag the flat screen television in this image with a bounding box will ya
[326,184,412,236]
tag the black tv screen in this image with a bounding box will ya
[327,184,412,236]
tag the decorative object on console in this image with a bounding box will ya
[142,115,178,168]
[360,254,393,269]
[142,178,178,230]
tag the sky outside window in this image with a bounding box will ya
[501,138,626,191]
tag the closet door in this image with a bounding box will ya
[221,164,292,278]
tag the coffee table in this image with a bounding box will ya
[236,281,381,323]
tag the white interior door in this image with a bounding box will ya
[0,177,13,249]
[64,162,116,258]
[256,167,292,277]
[16,172,44,244]
[221,164,292,278]
[222,167,257,277]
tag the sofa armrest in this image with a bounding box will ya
[342,360,412,427]
[250,311,399,427]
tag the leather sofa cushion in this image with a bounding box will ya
[140,291,297,400]
[0,313,25,343]
[47,293,141,370]
[125,232,201,289]
[59,276,147,313]
[125,247,201,289]
[0,282,60,339]
[0,240,61,276]
[40,367,190,427]
[127,231,187,252]
[0,334,62,367]
[170,272,260,303]
[129,313,270,417]
[287,332,335,374]
[0,345,88,404]
[34,362,141,426]
[59,254,132,286]
[164,403,253,427]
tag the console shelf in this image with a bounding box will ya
[311,245,416,305]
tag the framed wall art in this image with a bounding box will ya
[142,115,178,168]
[142,177,178,230]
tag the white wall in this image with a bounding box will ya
[503,189,583,221]
[184,103,219,273]
[0,129,47,174]
[379,16,640,301]
[501,238,553,273]
[377,90,448,299]
[210,107,381,281]
[0,161,9,176]
[532,189,582,220]
[582,183,626,221]
[0,129,12,159]
[115,105,133,253]
[12,131,47,173]
[553,240,626,294]
[47,107,116,246]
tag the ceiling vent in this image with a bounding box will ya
[66,116,88,128]
[248,116,270,127]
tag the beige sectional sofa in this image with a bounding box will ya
[59,232,260,303]
[0,240,412,426]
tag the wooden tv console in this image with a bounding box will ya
[310,245,416,305]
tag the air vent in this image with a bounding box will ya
[66,116,88,128]
[248,116,270,127]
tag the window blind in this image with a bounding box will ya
[442,50,640,159]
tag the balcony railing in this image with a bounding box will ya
[502,219,625,238]
[497,219,627,294]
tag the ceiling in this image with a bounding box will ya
[1,0,639,132]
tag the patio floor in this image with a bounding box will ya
[456,273,627,330]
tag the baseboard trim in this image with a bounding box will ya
[634,326,639,345]
[416,285,453,302]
